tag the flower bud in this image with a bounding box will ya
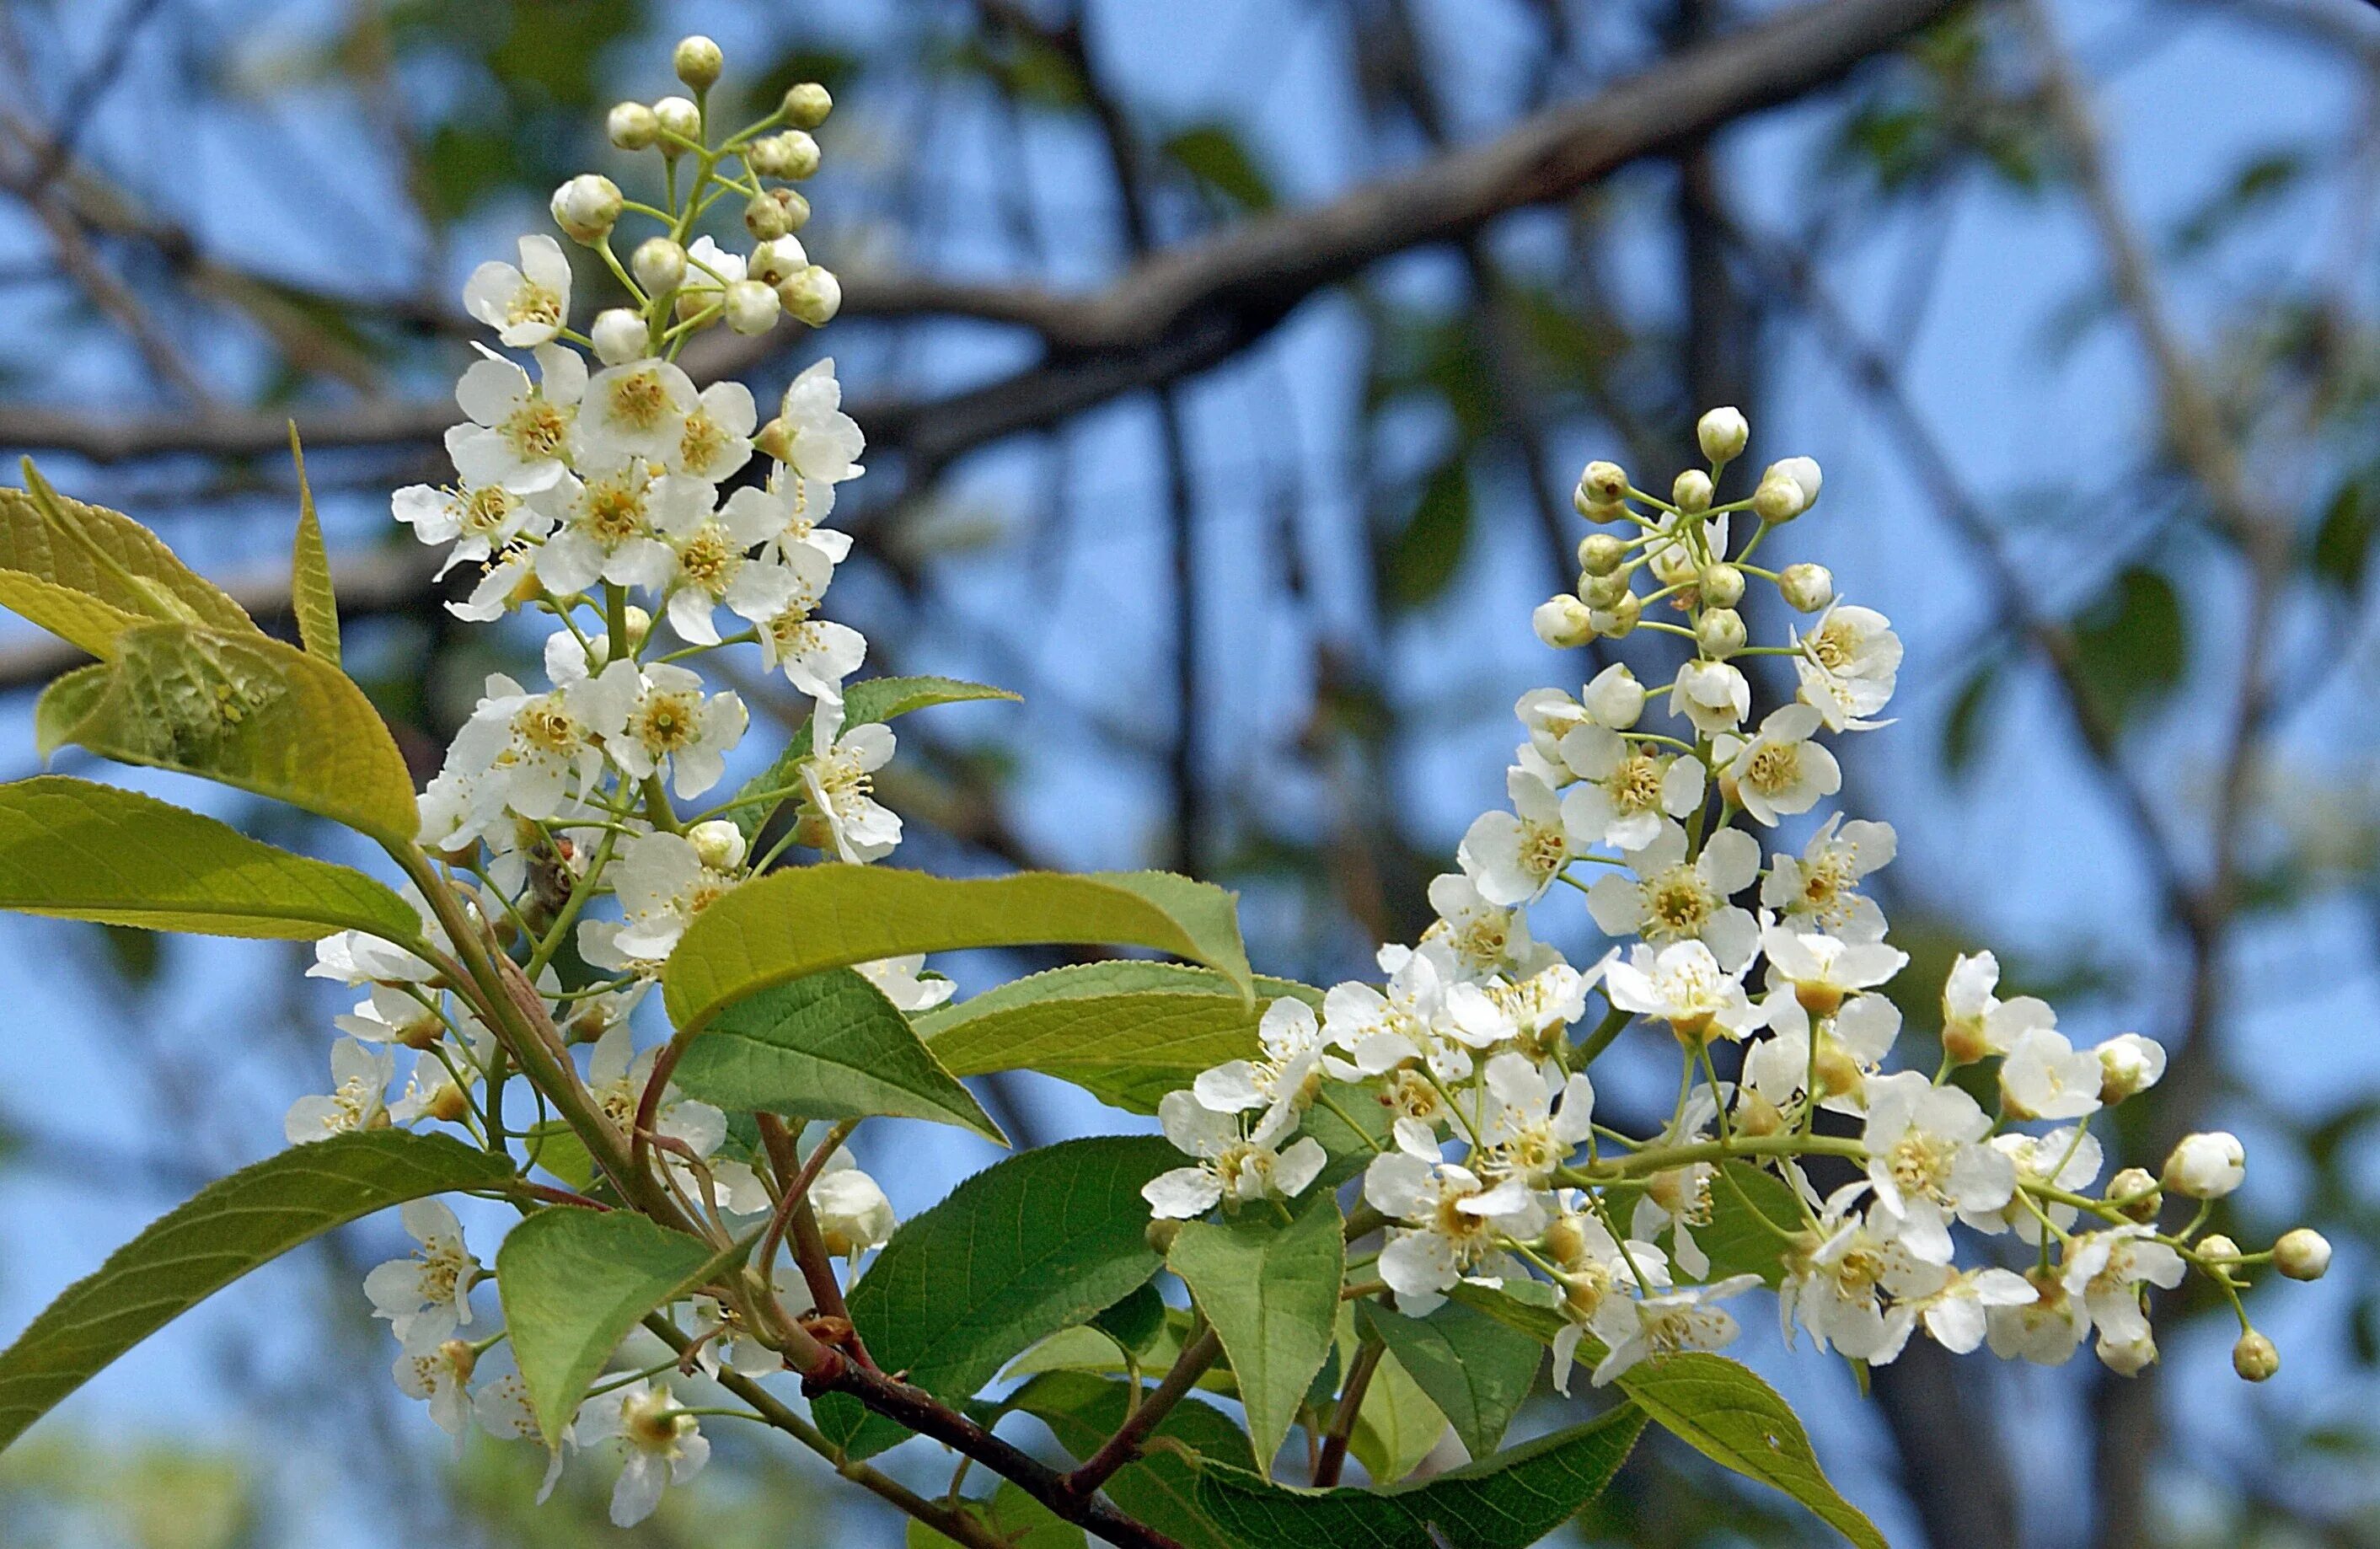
[2197,1236,2243,1279]
[2163,1131,2245,1199]
[2275,1228,2331,1281]
[1543,1214,1590,1270]
[591,308,648,366]
[724,278,782,335]
[1699,562,1745,608]
[621,604,653,650]
[1697,405,1749,464]
[1579,459,1629,507]
[779,265,842,326]
[755,415,796,464]
[1672,469,1713,513]
[2098,1331,2158,1376]
[1579,568,1631,610]
[2233,1330,2279,1382]
[1696,607,1747,658]
[1578,533,1627,576]
[1145,1218,1183,1254]
[1754,467,1809,523]
[608,101,660,151]
[784,81,834,129]
[673,35,724,90]
[1777,456,1822,507]
[750,129,822,180]
[1591,592,1642,639]
[440,1337,479,1383]
[1532,595,1595,650]
[2107,1166,2161,1222]
[744,191,796,241]
[631,236,688,296]
[427,1082,472,1124]
[2096,1032,2166,1103]
[1777,562,1834,613]
[1735,1090,1786,1137]
[1581,662,1644,729]
[549,174,622,244]
[689,819,749,872]
[747,235,809,288]
[653,95,701,152]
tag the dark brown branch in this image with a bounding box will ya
[1061,1324,1225,1501]
[1311,1335,1385,1487]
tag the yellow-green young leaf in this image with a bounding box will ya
[908,1482,1086,1549]
[723,674,1020,840]
[663,866,1252,1033]
[1447,1285,1885,1549]
[916,962,1318,1114]
[1690,1162,1807,1288]
[522,1121,597,1192]
[0,571,141,658]
[0,776,420,941]
[286,426,339,666]
[1347,1347,1445,1485]
[669,968,1004,1144]
[0,472,260,638]
[1357,1296,1542,1462]
[1169,1191,1342,1470]
[1193,1403,1645,1549]
[815,1136,1179,1460]
[1007,1372,1255,1549]
[0,1131,511,1452]
[38,623,419,846]
[494,1209,744,1448]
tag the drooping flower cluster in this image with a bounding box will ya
[278,41,913,1525]
[1144,406,2324,1395]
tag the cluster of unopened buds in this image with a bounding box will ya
[276,35,933,1525]
[1143,405,2327,1393]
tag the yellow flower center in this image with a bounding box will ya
[607,369,673,431]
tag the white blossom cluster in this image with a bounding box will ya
[1144,406,2329,1394]
[276,40,926,1525]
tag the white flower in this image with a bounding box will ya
[1668,657,1749,736]
[802,710,901,864]
[1321,946,1502,1083]
[1546,1210,1670,1392]
[1143,1091,1326,1219]
[1482,957,1601,1040]
[1477,1051,1594,1183]
[1963,1126,2100,1242]
[1423,871,1538,979]
[1364,1136,1545,1316]
[1904,1265,2037,1355]
[1760,815,1895,941]
[447,343,586,494]
[651,480,800,646]
[1557,728,1705,850]
[577,356,698,468]
[395,480,549,578]
[286,1039,395,1143]
[580,830,741,967]
[464,234,571,346]
[1985,1273,2091,1365]
[754,544,866,699]
[1584,822,1761,970]
[309,884,450,987]
[1760,925,1906,1016]
[1604,941,1760,1042]
[576,1380,710,1527]
[723,478,854,569]
[1458,768,1589,906]
[2062,1225,2185,1348]
[1718,705,1841,827]
[691,1267,812,1377]
[585,1024,726,1164]
[1581,662,1647,729]
[855,955,953,1011]
[670,380,758,482]
[610,662,747,799]
[2164,1132,2245,1198]
[2096,1032,2167,1101]
[774,358,866,483]
[443,660,636,824]
[1628,1160,1717,1278]
[1795,603,1901,732]
[1744,990,1900,1115]
[393,1323,478,1439]
[364,1199,481,1344]
[1859,1070,2013,1262]
[812,1152,899,1258]
[1789,1188,1924,1364]
[336,984,448,1048]
[448,542,541,622]
[1586,1274,1761,1385]
[535,463,704,595]
[1514,688,1589,774]
[1195,996,1331,1122]
[1999,1027,2104,1121]
[1939,951,2056,1061]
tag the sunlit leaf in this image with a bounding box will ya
[1170,1191,1342,1468]
[286,426,340,666]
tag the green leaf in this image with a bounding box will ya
[522,1120,596,1192]
[2072,565,2184,731]
[1300,1080,1395,1187]
[1357,1297,1541,1461]
[1942,655,2000,775]
[816,1137,1178,1460]
[494,1208,745,1448]
[0,474,261,641]
[1691,1162,1807,1289]
[1008,1372,1254,1549]
[721,674,1019,840]
[1161,123,1275,211]
[1448,1286,1884,1549]
[35,623,419,846]
[915,962,1318,1114]
[0,776,419,941]
[1347,1346,1447,1485]
[1091,1284,1171,1361]
[2313,474,2378,595]
[0,571,141,659]
[669,968,1003,1144]
[1379,455,1472,611]
[663,866,1253,1034]
[1169,1191,1343,1468]
[0,1132,511,1452]
[1193,1403,1644,1549]
[286,426,340,667]
[909,1482,1086,1548]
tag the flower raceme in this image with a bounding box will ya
[0,33,2329,1549]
